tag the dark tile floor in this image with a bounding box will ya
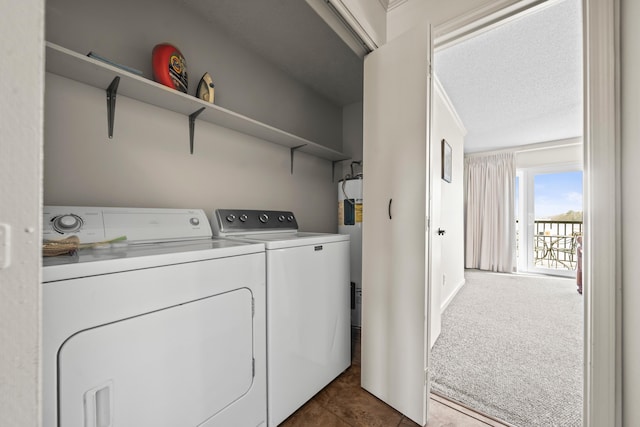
[280,329,509,427]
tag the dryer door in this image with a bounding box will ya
[57,288,254,427]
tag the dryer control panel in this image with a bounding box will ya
[213,209,298,235]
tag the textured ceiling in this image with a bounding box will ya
[435,0,583,153]
[180,0,363,106]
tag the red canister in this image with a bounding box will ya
[152,43,188,93]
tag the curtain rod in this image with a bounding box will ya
[464,137,583,158]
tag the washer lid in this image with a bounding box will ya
[225,232,349,250]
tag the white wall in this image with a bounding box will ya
[323,0,501,51]
[0,1,44,426]
[432,82,466,313]
[621,0,640,424]
[46,0,343,152]
[341,0,387,46]
[387,0,502,40]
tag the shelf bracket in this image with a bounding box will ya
[106,77,120,139]
[188,107,206,154]
[290,145,306,174]
[331,158,351,182]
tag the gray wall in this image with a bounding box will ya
[44,74,337,232]
[44,0,345,232]
[621,0,640,424]
[45,0,342,151]
[341,101,364,178]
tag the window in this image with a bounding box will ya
[516,166,583,276]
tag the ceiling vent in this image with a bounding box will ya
[306,0,377,58]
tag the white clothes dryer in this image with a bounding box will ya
[211,209,350,426]
[42,206,267,427]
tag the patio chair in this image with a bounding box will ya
[534,234,549,266]
[576,235,583,294]
[554,232,581,269]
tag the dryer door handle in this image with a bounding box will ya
[388,198,392,220]
[84,381,113,427]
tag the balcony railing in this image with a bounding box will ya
[534,220,582,270]
[517,220,583,270]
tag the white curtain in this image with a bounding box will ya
[465,153,516,272]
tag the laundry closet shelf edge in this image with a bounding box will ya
[45,42,347,162]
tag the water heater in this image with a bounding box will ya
[338,177,363,328]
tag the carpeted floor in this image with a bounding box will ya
[430,269,583,427]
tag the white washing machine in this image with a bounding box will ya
[42,206,267,427]
[211,209,350,426]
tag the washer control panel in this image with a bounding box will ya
[213,209,298,235]
[43,206,212,244]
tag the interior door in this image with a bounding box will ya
[361,20,432,426]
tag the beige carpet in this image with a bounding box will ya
[430,269,583,427]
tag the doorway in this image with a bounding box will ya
[431,0,585,424]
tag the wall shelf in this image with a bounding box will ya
[45,42,348,163]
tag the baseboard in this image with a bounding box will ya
[440,278,466,312]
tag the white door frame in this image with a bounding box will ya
[433,0,620,426]
[581,1,620,425]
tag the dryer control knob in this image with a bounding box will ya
[278,215,285,222]
[52,214,83,233]
[259,213,269,223]
[226,214,236,223]
[239,214,248,222]
[190,217,200,226]
[287,215,294,222]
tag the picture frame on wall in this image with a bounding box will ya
[442,139,452,183]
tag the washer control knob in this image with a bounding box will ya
[52,214,83,233]
[226,214,236,223]
[239,214,248,222]
[190,217,200,226]
[287,215,294,222]
[259,213,269,224]
[278,215,285,222]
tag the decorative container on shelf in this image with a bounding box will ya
[152,43,188,93]
[197,72,215,103]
